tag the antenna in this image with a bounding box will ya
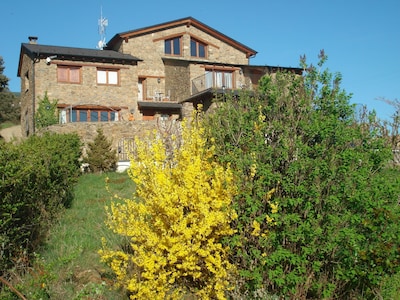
[97,6,108,50]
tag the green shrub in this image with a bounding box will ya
[0,133,82,273]
[204,52,400,299]
[84,128,117,173]
[35,91,59,129]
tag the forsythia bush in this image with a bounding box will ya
[100,115,238,299]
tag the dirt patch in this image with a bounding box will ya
[107,177,127,184]
[0,125,23,142]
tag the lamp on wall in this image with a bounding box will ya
[157,78,161,84]
[46,55,57,65]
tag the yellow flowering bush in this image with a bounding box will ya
[99,116,238,299]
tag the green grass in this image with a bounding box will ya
[1,171,135,300]
[0,121,19,130]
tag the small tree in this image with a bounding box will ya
[99,115,238,299]
[35,92,59,129]
[84,127,117,173]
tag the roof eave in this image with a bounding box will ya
[17,44,141,77]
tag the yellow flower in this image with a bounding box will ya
[270,202,278,214]
[251,220,261,236]
[100,116,237,299]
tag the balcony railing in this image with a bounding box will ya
[191,72,238,95]
[192,74,208,95]
[142,85,176,102]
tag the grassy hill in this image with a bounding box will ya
[1,172,134,300]
[1,170,399,299]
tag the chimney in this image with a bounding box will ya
[28,36,38,44]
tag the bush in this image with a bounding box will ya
[0,132,82,273]
[35,91,59,129]
[84,127,117,173]
[204,52,400,299]
[100,116,238,299]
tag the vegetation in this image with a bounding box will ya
[1,169,398,299]
[0,56,8,92]
[0,52,399,299]
[100,119,238,299]
[84,127,117,173]
[0,56,20,125]
[0,172,134,300]
[203,51,400,299]
[0,133,82,274]
[35,92,59,129]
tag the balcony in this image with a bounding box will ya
[191,72,238,95]
[141,85,176,102]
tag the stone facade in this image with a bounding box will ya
[18,17,302,152]
[35,61,137,116]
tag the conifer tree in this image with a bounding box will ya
[35,92,59,129]
[85,128,117,173]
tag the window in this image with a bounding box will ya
[62,108,118,123]
[191,38,207,58]
[97,69,119,85]
[57,65,81,83]
[205,70,233,89]
[164,37,181,56]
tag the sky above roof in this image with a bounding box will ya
[1,0,399,120]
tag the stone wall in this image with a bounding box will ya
[165,60,191,102]
[20,53,34,137]
[34,60,138,120]
[39,120,159,157]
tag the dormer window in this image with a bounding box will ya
[191,38,207,58]
[164,36,181,56]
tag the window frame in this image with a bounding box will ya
[60,107,119,123]
[57,65,82,84]
[205,69,234,89]
[164,36,182,56]
[190,38,207,58]
[96,68,120,86]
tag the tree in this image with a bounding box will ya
[0,56,9,93]
[204,51,400,299]
[0,56,20,124]
[99,116,238,299]
[376,97,400,150]
[84,127,117,173]
[35,92,59,129]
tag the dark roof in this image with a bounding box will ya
[242,64,303,75]
[107,17,257,58]
[138,101,182,110]
[18,43,141,76]
[182,87,247,104]
[162,57,303,75]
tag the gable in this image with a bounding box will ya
[107,17,257,58]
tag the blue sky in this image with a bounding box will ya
[1,0,399,120]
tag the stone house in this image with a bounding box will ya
[17,17,301,160]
